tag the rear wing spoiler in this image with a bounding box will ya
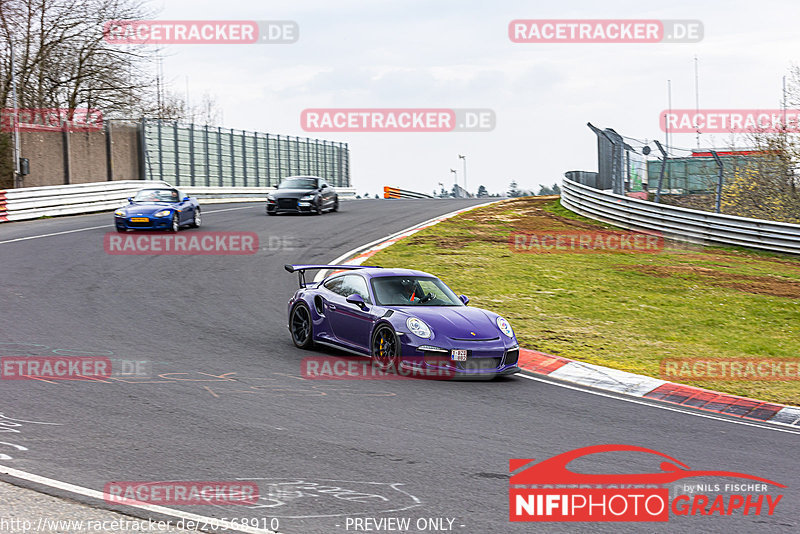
[284,264,381,288]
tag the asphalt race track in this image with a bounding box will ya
[1,199,798,534]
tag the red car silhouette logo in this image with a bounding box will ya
[510,444,784,487]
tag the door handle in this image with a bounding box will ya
[328,304,337,310]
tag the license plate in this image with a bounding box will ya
[130,217,149,222]
[450,349,468,361]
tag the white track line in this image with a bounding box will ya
[0,225,111,245]
[0,465,277,534]
[515,373,800,435]
[0,206,255,245]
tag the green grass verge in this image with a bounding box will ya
[369,198,800,406]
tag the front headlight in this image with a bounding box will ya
[267,194,275,201]
[496,316,514,338]
[154,209,172,217]
[114,209,126,217]
[406,317,432,339]
[300,194,315,201]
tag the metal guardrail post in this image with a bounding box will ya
[189,123,195,187]
[711,150,723,213]
[157,120,163,182]
[204,125,210,187]
[138,118,148,181]
[343,142,349,188]
[105,120,114,181]
[253,133,260,187]
[228,128,236,187]
[314,139,319,176]
[295,137,301,174]
[241,130,248,187]
[62,120,71,185]
[322,140,328,183]
[286,136,292,176]
[173,121,180,186]
[216,127,223,187]
[304,137,311,176]
[654,140,667,203]
[264,134,272,186]
[276,134,282,181]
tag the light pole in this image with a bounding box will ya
[458,154,467,194]
[450,169,458,197]
[437,182,444,198]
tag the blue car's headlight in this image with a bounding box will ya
[406,317,432,339]
[496,316,514,338]
[114,209,126,217]
[154,209,172,217]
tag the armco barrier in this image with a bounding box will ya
[0,181,356,223]
[560,178,800,255]
[383,186,433,199]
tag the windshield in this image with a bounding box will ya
[279,178,317,190]
[370,276,464,306]
[133,189,179,203]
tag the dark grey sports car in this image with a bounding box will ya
[266,176,339,215]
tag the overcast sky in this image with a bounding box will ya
[150,0,800,196]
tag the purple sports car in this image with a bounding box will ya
[285,264,520,377]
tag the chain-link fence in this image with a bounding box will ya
[141,118,350,188]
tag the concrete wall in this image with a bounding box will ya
[15,121,140,188]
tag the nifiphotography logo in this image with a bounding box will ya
[509,445,784,522]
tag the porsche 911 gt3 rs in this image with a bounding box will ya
[285,264,520,377]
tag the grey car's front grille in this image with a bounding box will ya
[278,198,297,210]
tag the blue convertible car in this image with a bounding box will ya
[285,264,520,377]
[114,187,201,232]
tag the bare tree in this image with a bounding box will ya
[0,0,159,118]
[721,65,800,223]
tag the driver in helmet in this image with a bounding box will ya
[400,278,423,303]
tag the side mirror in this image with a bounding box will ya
[459,295,469,305]
[183,196,190,202]
[346,294,367,308]
[127,197,133,203]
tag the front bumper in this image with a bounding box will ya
[397,334,520,376]
[267,198,316,214]
[115,214,172,230]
